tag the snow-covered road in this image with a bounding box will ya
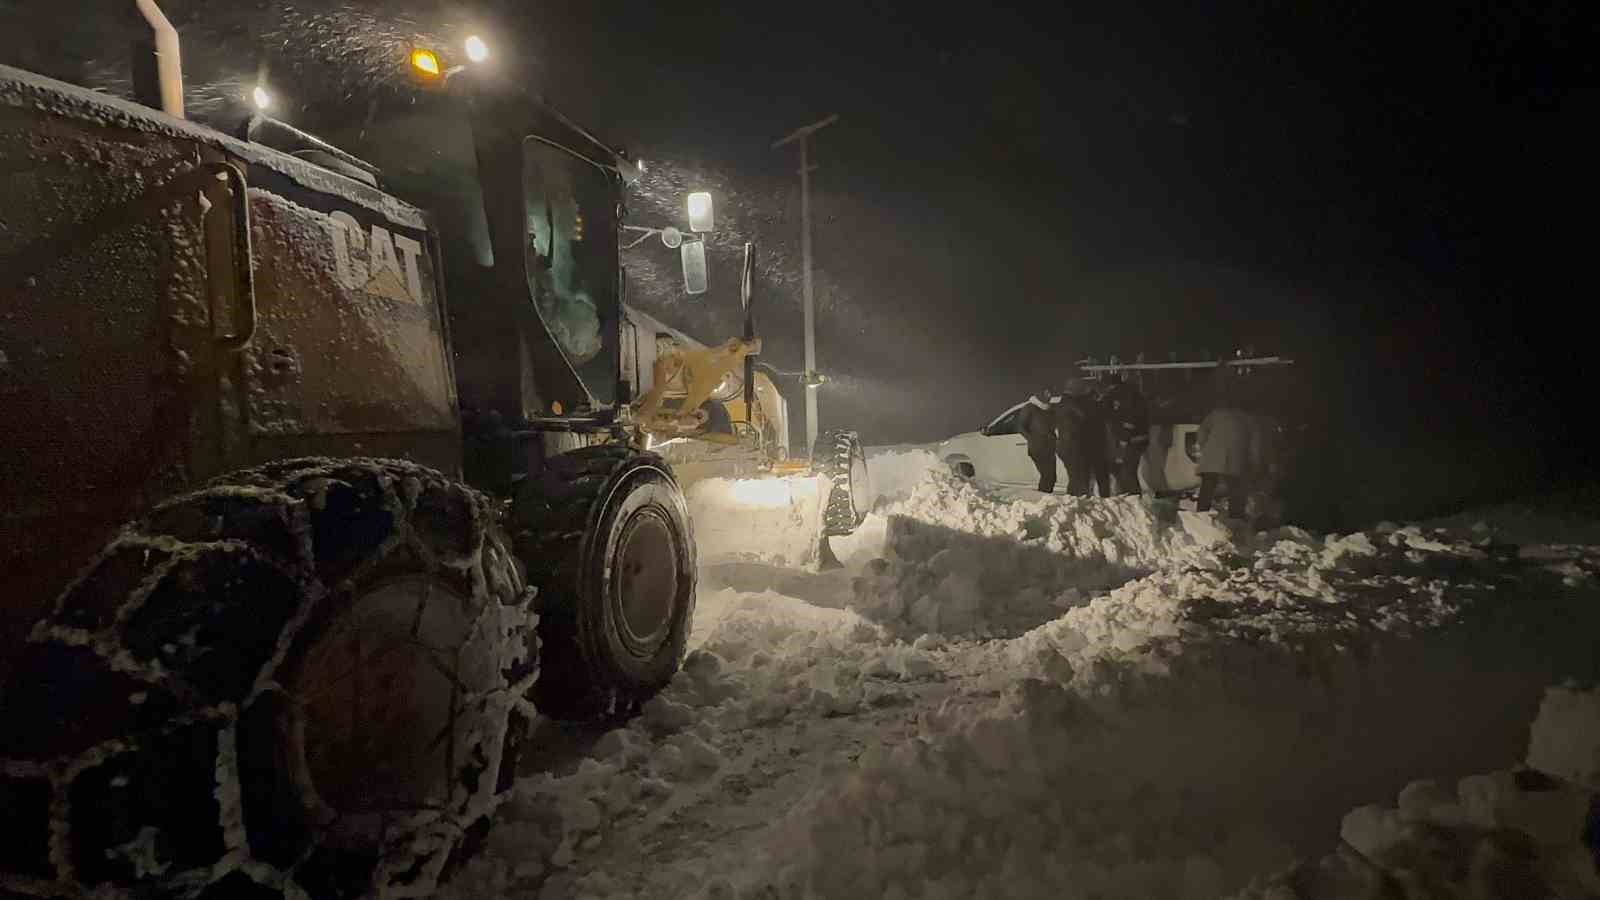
[442,451,1600,900]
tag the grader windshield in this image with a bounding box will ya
[521,137,620,391]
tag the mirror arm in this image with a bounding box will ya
[621,226,657,250]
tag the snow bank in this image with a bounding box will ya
[684,475,826,569]
[889,474,1234,571]
[862,445,942,509]
[843,473,1235,638]
[1527,684,1600,791]
[438,588,950,899]
[1237,684,1600,899]
[446,471,1598,900]
[734,509,1546,898]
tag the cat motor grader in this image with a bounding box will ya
[0,11,855,898]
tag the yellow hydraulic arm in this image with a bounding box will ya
[635,336,762,437]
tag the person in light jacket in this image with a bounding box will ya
[1195,367,1253,517]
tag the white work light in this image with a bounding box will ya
[687,191,714,233]
[465,35,490,63]
[250,85,271,110]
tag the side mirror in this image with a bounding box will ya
[681,240,708,295]
[687,191,714,233]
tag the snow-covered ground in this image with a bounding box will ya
[442,450,1600,900]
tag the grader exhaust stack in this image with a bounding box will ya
[134,0,184,118]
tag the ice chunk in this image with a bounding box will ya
[640,696,696,734]
[1396,779,1464,826]
[1339,805,1407,860]
[1527,684,1600,790]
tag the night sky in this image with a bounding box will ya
[3,0,1591,465]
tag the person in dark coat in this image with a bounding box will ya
[1246,410,1286,525]
[1016,389,1061,493]
[1058,378,1111,497]
[1101,374,1150,496]
[1195,365,1253,517]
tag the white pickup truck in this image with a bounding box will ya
[936,398,1202,494]
[937,357,1294,495]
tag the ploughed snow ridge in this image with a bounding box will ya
[441,452,1599,900]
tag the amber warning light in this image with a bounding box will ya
[410,48,442,78]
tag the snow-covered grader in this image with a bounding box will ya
[0,8,861,897]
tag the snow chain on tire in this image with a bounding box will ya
[511,445,697,722]
[0,458,538,900]
[817,429,870,537]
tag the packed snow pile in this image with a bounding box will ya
[731,514,1545,898]
[862,445,942,509]
[989,520,1504,690]
[1528,685,1600,790]
[444,467,1600,900]
[890,474,1236,570]
[765,676,1307,899]
[438,588,951,899]
[1237,684,1600,899]
[684,475,826,569]
[842,473,1233,639]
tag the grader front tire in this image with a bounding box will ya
[512,446,697,722]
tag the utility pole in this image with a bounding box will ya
[773,113,838,459]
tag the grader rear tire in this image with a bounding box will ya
[512,445,697,722]
[0,459,536,900]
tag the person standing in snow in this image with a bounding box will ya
[1247,410,1285,525]
[1016,388,1061,493]
[1195,365,1254,518]
[1101,373,1150,496]
[1058,378,1111,497]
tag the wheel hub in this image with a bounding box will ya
[294,577,470,829]
[612,507,678,658]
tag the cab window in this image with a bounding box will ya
[522,138,619,405]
